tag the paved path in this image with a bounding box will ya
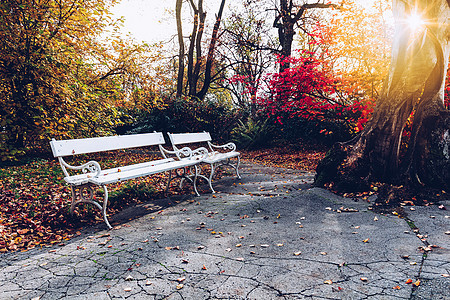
[0,163,449,299]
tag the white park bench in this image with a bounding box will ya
[50,132,206,229]
[168,132,241,193]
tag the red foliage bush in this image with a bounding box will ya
[259,51,375,137]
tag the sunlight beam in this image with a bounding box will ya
[406,12,425,31]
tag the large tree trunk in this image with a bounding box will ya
[315,0,450,193]
[176,0,184,98]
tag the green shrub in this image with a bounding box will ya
[231,118,275,149]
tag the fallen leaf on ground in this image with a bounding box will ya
[413,280,420,287]
[360,277,368,282]
[405,279,413,284]
[293,251,302,256]
[324,280,333,284]
[124,287,132,292]
[393,285,401,290]
[176,283,184,290]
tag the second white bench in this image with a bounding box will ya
[168,131,241,193]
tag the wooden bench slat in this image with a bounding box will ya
[50,132,165,157]
[64,158,175,186]
[203,151,240,164]
[169,132,211,145]
[89,159,200,185]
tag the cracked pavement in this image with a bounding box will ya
[0,163,449,299]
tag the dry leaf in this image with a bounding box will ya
[202,265,207,270]
[405,279,413,284]
[124,287,132,292]
[125,275,133,281]
[413,280,420,287]
[320,252,327,255]
[145,280,152,285]
[360,277,368,282]
[261,244,270,248]
[276,243,284,247]
[373,216,378,221]
[176,283,184,290]
[293,251,302,256]
[324,280,333,284]
[393,285,401,290]
[177,277,185,282]
[362,238,370,243]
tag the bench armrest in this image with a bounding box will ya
[58,157,102,178]
[160,145,193,159]
[191,147,209,160]
[208,141,237,152]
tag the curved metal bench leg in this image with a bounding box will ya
[101,185,112,229]
[208,163,216,194]
[193,165,200,196]
[235,156,241,179]
[69,184,112,229]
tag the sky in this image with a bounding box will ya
[110,0,175,43]
[110,0,381,44]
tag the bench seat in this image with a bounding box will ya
[64,158,175,186]
[89,158,200,185]
[201,151,240,164]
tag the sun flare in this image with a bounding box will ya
[406,12,425,31]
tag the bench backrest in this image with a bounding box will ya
[168,132,212,146]
[50,132,166,157]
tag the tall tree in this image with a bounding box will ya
[219,1,277,116]
[175,0,226,100]
[0,0,156,160]
[176,0,185,98]
[272,0,341,71]
[315,0,450,195]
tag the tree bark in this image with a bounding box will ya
[315,0,450,193]
[197,0,226,100]
[273,0,340,72]
[176,0,184,98]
